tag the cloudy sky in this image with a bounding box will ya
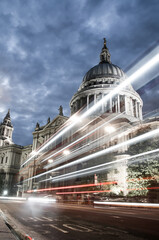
[0,0,158,145]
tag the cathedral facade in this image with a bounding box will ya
[0,39,158,201]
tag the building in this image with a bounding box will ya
[0,39,158,201]
[0,107,68,195]
[23,39,157,202]
[0,110,29,195]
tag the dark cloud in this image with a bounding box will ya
[0,0,158,145]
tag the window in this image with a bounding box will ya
[6,129,9,136]
[5,157,8,163]
[1,157,4,164]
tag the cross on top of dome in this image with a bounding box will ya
[103,38,107,48]
[100,38,111,64]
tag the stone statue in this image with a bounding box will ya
[36,122,40,129]
[103,38,106,48]
[58,105,63,116]
[47,117,50,124]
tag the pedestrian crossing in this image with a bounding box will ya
[20,216,94,234]
[27,216,53,222]
[20,216,127,236]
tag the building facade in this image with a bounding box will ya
[0,107,68,195]
[0,39,158,201]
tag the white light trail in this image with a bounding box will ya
[81,53,159,119]
[28,197,56,203]
[0,196,26,200]
[39,148,159,183]
[21,52,159,167]
[94,201,159,208]
[24,128,159,182]
[44,122,126,170]
[127,44,159,91]
[44,108,150,169]
[41,111,126,165]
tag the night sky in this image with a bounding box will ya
[0,0,158,146]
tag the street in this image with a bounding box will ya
[0,200,159,240]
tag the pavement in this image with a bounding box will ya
[0,214,15,240]
[0,208,34,240]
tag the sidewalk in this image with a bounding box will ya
[0,215,15,240]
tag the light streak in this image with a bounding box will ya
[0,196,26,200]
[41,111,125,165]
[80,53,159,119]
[43,108,152,171]
[43,121,124,169]
[23,128,159,183]
[40,149,159,183]
[27,181,117,193]
[27,175,159,193]
[25,235,33,240]
[43,104,145,171]
[94,201,159,208]
[56,190,111,194]
[56,187,159,195]
[21,52,159,167]
[28,197,56,203]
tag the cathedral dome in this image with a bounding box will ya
[70,38,143,121]
[82,38,125,84]
[83,62,125,83]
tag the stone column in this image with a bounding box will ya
[110,98,112,112]
[102,93,104,112]
[87,95,89,110]
[124,96,128,114]
[94,94,97,104]
[118,95,120,113]
[130,98,133,116]
[137,102,139,119]
[139,105,143,120]
[135,101,138,118]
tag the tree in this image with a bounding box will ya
[126,126,159,200]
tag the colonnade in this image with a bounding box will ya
[71,93,142,120]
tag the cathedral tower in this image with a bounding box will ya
[0,109,14,146]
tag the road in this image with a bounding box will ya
[0,200,158,240]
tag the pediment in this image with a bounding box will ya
[43,115,68,130]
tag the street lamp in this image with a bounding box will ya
[63,149,70,155]
[69,115,82,123]
[48,159,54,163]
[104,125,116,134]
[3,190,8,196]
